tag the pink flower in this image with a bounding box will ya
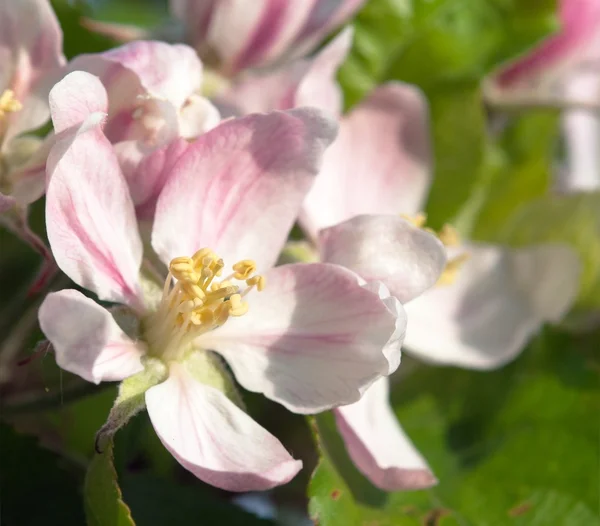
[300,82,581,490]
[48,41,219,217]
[0,0,65,210]
[38,107,415,491]
[485,0,600,193]
[171,0,365,76]
[216,27,353,118]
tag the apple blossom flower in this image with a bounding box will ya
[0,0,64,263]
[299,82,581,491]
[485,0,600,193]
[37,106,426,491]
[47,41,220,217]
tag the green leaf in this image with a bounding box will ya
[121,474,276,526]
[340,0,559,106]
[307,415,458,526]
[84,439,135,526]
[468,112,558,240]
[381,330,600,525]
[423,83,487,229]
[499,192,600,312]
[309,328,599,525]
[0,423,85,526]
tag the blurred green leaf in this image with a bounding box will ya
[84,439,135,526]
[51,0,115,58]
[0,423,85,526]
[499,192,600,312]
[424,83,487,229]
[307,415,456,526]
[463,112,558,238]
[341,0,558,106]
[309,328,599,525]
[121,474,275,526]
[386,330,599,524]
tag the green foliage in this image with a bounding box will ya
[121,474,276,526]
[0,423,85,525]
[309,331,600,525]
[84,439,135,526]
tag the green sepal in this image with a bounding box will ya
[95,356,168,452]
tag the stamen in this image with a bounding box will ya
[145,248,265,360]
[401,212,427,229]
[437,253,471,286]
[438,224,461,247]
[401,213,468,287]
[0,90,22,117]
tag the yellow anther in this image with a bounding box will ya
[169,257,198,282]
[438,224,461,247]
[228,294,249,317]
[437,253,470,286]
[232,259,257,280]
[401,212,427,229]
[192,248,216,264]
[212,258,225,277]
[0,90,22,116]
[246,275,266,291]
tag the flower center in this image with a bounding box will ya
[0,90,22,118]
[402,213,470,286]
[144,248,265,361]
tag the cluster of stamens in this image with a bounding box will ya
[0,90,22,118]
[402,213,470,286]
[144,248,265,359]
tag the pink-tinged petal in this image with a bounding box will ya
[217,27,352,117]
[557,71,600,192]
[131,138,189,220]
[403,243,580,369]
[0,0,65,142]
[49,71,109,133]
[200,263,405,414]
[486,0,600,103]
[38,289,146,384]
[319,215,447,304]
[99,41,203,107]
[203,0,317,75]
[334,377,436,491]
[45,123,144,308]
[301,83,432,238]
[67,42,200,158]
[0,192,16,213]
[152,108,337,270]
[145,362,302,491]
[111,98,180,181]
[362,281,406,374]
